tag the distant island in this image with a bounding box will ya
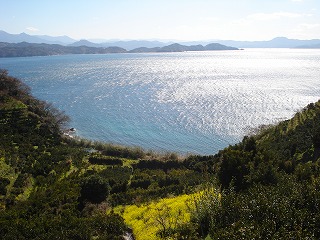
[1,30,320,57]
[129,42,238,53]
[0,41,238,58]
[0,42,127,57]
[295,43,320,49]
[2,30,320,50]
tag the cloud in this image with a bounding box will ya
[247,12,304,21]
[290,23,320,39]
[26,27,39,32]
[298,23,320,29]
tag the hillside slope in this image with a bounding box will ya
[188,99,320,239]
[105,100,320,239]
[0,70,127,239]
[0,71,208,239]
[1,70,320,239]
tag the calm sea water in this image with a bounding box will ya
[1,49,320,155]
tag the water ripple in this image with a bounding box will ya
[0,49,319,154]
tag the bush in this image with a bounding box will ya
[0,177,10,195]
[80,174,110,204]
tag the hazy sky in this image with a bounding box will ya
[1,0,320,41]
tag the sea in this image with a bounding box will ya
[1,48,320,155]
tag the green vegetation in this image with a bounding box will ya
[0,70,209,239]
[1,69,320,239]
[0,42,127,57]
[0,70,126,239]
[186,100,320,239]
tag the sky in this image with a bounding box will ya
[1,0,320,41]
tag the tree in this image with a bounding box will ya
[217,150,250,191]
[80,174,110,204]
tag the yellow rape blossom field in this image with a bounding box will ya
[114,193,199,240]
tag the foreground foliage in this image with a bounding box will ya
[188,100,320,239]
[2,70,320,239]
[0,70,208,239]
[0,70,126,239]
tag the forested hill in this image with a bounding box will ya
[0,70,212,238]
[0,70,127,239]
[129,43,238,53]
[190,100,320,239]
[0,42,127,57]
[1,70,320,239]
[215,100,320,191]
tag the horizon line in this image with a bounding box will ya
[1,30,320,43]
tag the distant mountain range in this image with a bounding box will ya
[0,30,170,50]
[1,30,320,56]
[210,37,320,49]
[61,36,320,50]
[69,39,170,50]
[0,30,75,45]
